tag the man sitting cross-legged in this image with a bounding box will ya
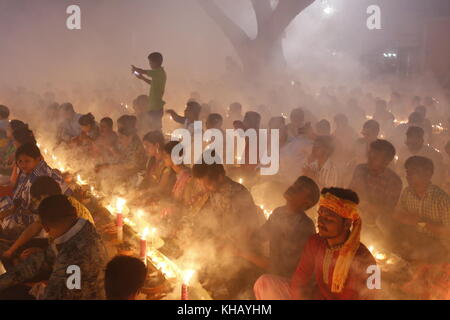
[254,187,378,300]
[0,195,107,299]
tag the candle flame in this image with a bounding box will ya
[183,269,196,285]
[76,174,87,185]
[375,252,386,261]
[116,197,126,214]
[136,209,144,219]
[141,226,149,240]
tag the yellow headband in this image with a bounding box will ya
[319,192,362,293]
[319,193,359,221]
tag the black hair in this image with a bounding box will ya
[148,52,163,66]
[30,176,62,199]
[143,131,165,147]
[244,111,261,128]
[117,115,137,129]
[105,255,147,300]
[0,105,10,119]
[321,187,360,205]
[415,105,426,115]
[315,119,331,135]
[268,116,286,128]
[406,126,424,138]
[292,176,320,210]
[163,140,182,156]
[118,126,136,137]
[60,102,75,113]
[405,156,434,175]
[79,113,95,126]
[10,120,28,132]
[290,107,304,120]
[133,95,149,110]
[408,111,423,124]
[192,162,225,180]
[369,139,396,161]
[363,120,380,133]
[38,195,77,226]
[12,127,37,146]
[15,142,41,160]
[207,113,223,126]
[186,101,202,116]
[100,117,113,129]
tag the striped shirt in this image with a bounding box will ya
[304,158,341,189]
[0,160,72,238]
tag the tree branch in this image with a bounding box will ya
[197,0,250,51]
[258,0,315,42]
[250,0,273,33]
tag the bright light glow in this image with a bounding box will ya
[375,252,386,261]
[116,197,126,214]
[183,269,196,285]
[323,6,334,15]
[141,226,149,240]
[76,174,87,185]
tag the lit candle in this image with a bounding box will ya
[116,213,123,242]
[181,269,195,300]
[238,178,243,184]
[140,227,149,260]
[116,198,126,242]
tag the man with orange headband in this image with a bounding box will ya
[290,187,377,299]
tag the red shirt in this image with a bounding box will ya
[290,234,378,300]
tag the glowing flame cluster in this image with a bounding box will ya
[182,269,196,285]
[432,123,444,134]
[368,245,386,262]
[259,204,273,219]
[76,174,88,185]
[146,249,181,280]
[38,141,198,286]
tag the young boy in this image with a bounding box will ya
[0,195,108,299]
[105,255,147,300]
[249,176,320,299]
[393,156,449,262]
[2,176,94,259]
[132,52,167,132]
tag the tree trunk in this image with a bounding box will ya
[197,0,315,77]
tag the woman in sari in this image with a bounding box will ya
[0,124,37,197]
[0,143,71,240]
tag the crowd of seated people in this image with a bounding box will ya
[0,82,448,300]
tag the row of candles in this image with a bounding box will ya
[38,142,198,299]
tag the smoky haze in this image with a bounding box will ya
[0,0,408,106]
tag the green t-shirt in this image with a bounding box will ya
[145,67,167,111]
